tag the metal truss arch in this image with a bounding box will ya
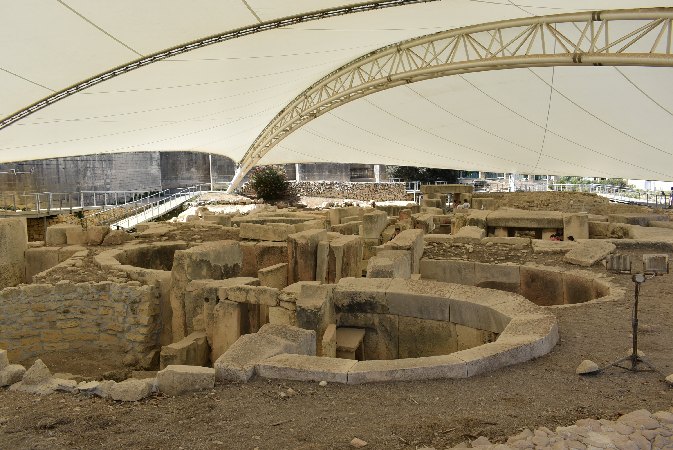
[0,0,436,131]
[229,7,673,191]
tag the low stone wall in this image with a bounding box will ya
[293,181,406,201]
[420,259,621,306]
[0,281,162,362]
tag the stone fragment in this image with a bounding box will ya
[108,378,153,402]
[319,380,327,387]
[665,373,673,386]
[77,380,116,398]
[0,349,7,370]
[156,365,215,396]
[22,359,52,385]
[576,359,600,375]
[350,437,368,448]
[160,331,210,369]
[0,364,26,387]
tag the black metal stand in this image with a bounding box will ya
[601,274,661,374]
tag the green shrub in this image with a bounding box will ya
[248,166,295,203]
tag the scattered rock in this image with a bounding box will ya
[108,378,153,402]
[22,359,52,385]
[0,364,26,387]
[319,380,327,387]
[286,388,297,397]
[576,360,600,375]
[350,437,368,448]
[665,374,673,386]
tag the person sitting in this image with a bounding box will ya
[550,233,561,241]
[460,199,470,209]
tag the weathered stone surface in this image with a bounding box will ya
[486,210,563,229]
[86,225,109,246]
[0,218,27,289]
[420,259,475,285]
[22,359,52,385]
[257,354,357,383]
[287,229,327,283]
[322,324,337,358]
[453,226,486,243]
[258,263,288,289]
[157,365,215,396]
[24,247,61,283]
[239,222,296,241]
[160,331,210,369]
[77,380,116,398]
[0,364,26,387]
[214,324,316,382]
[348,354,467,383]
[102,230,134,246]
[366,250,411,279]
[398,316,457,358]
[108,378,153,401]
[563,213,589,240]
[520,266,564,306]
[564,240,616,267]
[576,359,600,375]
[362,210,388,240]
[474,262,520,292]
[377,229,424,274]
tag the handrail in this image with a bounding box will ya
[107,185,204,228]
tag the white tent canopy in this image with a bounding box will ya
[1,0,672,182]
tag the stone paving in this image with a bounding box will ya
[450,407,673,450]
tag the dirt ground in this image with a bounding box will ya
[2,239,673,449]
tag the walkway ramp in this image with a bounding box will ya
[110,192,197,230]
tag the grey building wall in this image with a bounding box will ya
[160,152,237,190]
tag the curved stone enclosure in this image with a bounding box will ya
[419,259,621,306]
[253,278,559,383]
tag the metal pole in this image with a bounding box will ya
[209,154,214,191]
[631,280,640,370]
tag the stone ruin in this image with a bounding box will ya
[1,191,672,400]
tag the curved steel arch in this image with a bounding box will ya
[228,7,673,191]
[0,0,437,131]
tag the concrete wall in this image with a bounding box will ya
[0,282,162,362]
[160,152,236,189]
[0,218,27,289]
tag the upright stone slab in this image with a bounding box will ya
[296,284,336,356]
[376,229,424,274]
[287,229,327,283]
[210,301,242,362]
[325,235,364,283]
[258,263,288,289]
[362,210,388,240]
[239,223,296,241]
[169,240,242,340]
[367,250,411,279]
[563,213,589,240]
[0,218,27,289]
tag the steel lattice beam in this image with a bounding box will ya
[228,7,673,191]
[0,0,437,131]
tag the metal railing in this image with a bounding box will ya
[107,185,204,229]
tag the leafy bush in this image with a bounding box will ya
[248,166,296,203]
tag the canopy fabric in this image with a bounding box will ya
[1,1,672,180]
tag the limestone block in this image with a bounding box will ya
[294,219,325,232]
[257,354,357,383]
[0,218,27,289]
[239,222,296,241]
[63,226,87,245]
[377,229,424,274]
[453,226,486,244]
[347,355,467,384]
[202,214,233,227]
[322,324,337,358]
[239,241,257,277]
[366,252,411,279]
[563,213,589,240]
[108,378,153,401]
[519,266,564,306]
[103,230,134,246]
[385,278,453,321]
[333,277,391,314]
[22,359,52,385]
[362,210,388,240]
[0,364,26,387]
[211,300,242,362]
[336,312,399,360]
[420,259,475,285]
[258,263,288,289]
[330,221,361,235]
[607,223,632,239]
[362,238,379,260]
[255,241,288,270]
[287,229,327,283]
[474,262,520,292]
[225,285,279,306]
[77,380,115,398]
[411,213,435,233]
[398,316,457,358]
[456,323,496,351]
[447,285,512,333]
[421,198,442,209]
[564,241,616,267]
[316,241,329,283]
[45,224,70,246]
[588,221,609,238]
[214,324,316,382]
[268,306,296,326]
[456,342,534,377]
[486,210,563,229]
[296,284,335,355]
[86,225,109,246]
[472,198,496,210]
[24,247,60,282]
[156,365,215,396]
[160,331,210,369]
[324,235,364,283]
